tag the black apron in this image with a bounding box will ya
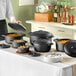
[0,20,8,40]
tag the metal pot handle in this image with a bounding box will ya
[22,34,26,36]
[1,35,5,37]
[47,42,53,45]
[28,32,32,35]
[54,38,60,42]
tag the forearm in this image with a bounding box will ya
[6,0,15,22]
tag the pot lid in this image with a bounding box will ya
[64,40,76,57]
[30,30,53,38]
[8,23,26,32]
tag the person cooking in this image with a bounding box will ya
[0,0,21,40]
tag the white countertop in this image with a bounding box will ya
[26,20,76,31]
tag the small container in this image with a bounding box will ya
[12,40,27,48]
[18,46,29,53]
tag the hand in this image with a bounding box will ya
[13,19,22,24]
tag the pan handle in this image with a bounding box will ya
[1,35,5,37]
[53,39,60,42]
[28,32,33,35]
[22,34,26,36]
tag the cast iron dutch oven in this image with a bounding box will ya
[2,33,25,44]
[33,39,53,52]
[29,30,53,45]
[64,40,76,57]
[54,38,71,52]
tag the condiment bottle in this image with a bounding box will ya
[72,15,75,25]
[54,5,58,22]
[68,15,71,23]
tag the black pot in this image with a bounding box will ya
[54,38,71,52]
[33,39,53,52]
[64,40,76,57]
[18,46,29,53]
[29,30,53,45]
[12,40,27,48]
[2,33,25,44]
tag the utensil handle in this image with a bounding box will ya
[54,39,60,42]
[1,35,5,37]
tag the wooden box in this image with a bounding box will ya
[35,12,54,22]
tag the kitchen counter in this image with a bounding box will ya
[0,40,76,76]
[26,20,76,30]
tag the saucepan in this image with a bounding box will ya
[54,38,71,52]
[2,33,25,44]
[12,40,27,48]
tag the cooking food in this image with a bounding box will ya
[2,33,25,44]
[58,40,70,44]
[19,46,29,48]
[18,45,29,53]
[6,34,21,37]
[13,40,25,43]
[12,40,27,48]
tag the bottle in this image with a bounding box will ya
[68,15,71,23]
[54,5,58,22]
[72,15,75,25]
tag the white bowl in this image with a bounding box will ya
[42,52,62,63]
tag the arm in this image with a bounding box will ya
[6,0,15,22]
[6,0,22,23]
